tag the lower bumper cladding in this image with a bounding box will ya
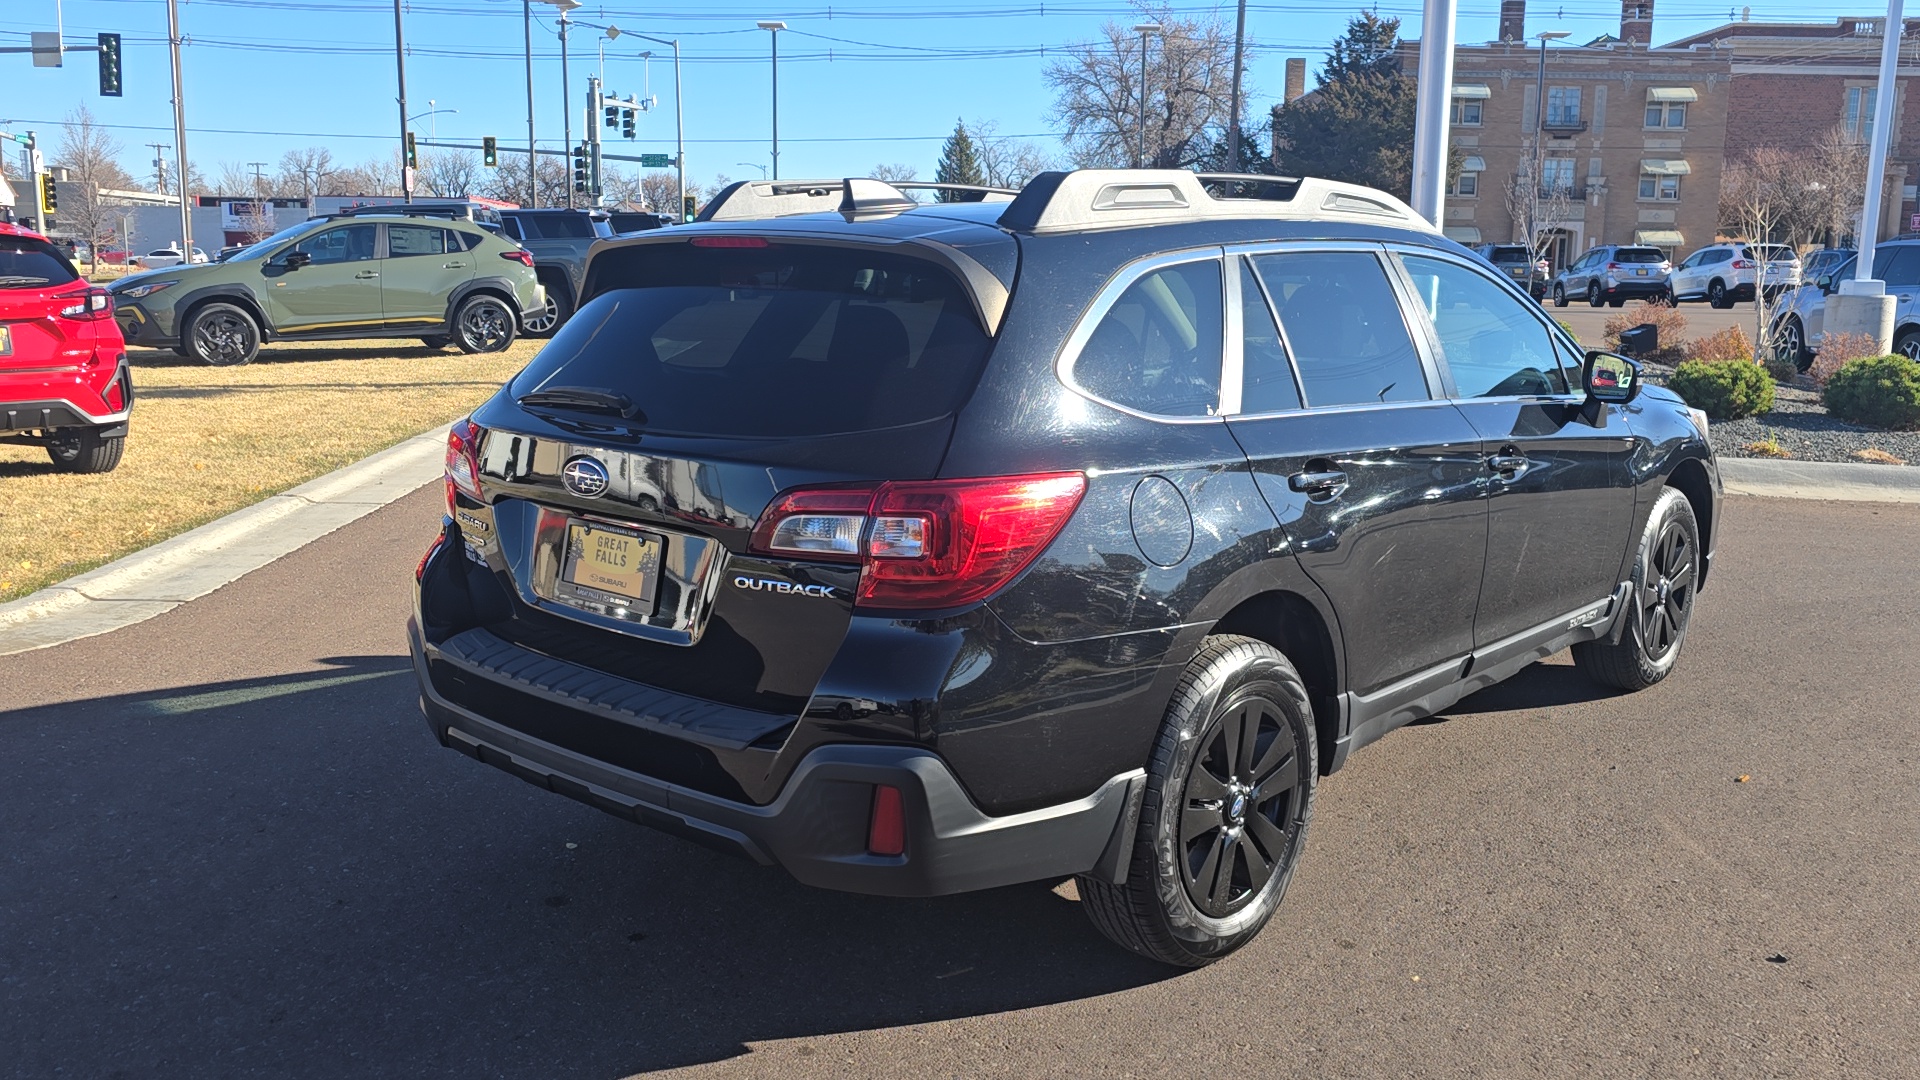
[410,619,1146,897]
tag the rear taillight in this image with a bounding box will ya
[867,784,906,857]
[57,287,114,321]
[1606,263,1621,271]
[444,417,484,514]
[748,472,1087,612]
[1732,259,1753,270]
[500,249,534,267]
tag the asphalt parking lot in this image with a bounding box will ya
[3,487,1916,1079]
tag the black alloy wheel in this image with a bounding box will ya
[1177,697,1306,918]
[187,302,261,366]
[1574,487,1700,690]
[454,295,517,354]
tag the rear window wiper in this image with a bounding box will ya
[0,275,52,287]
[516,386,644,421]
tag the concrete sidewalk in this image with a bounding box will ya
[0,429,445,657]
[2,440,1915,658]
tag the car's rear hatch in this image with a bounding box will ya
[459,221,1015,718]
[0,235,103,376]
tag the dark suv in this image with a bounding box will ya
[409,171,1721,966]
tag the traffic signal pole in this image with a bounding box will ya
[394,0,413,203]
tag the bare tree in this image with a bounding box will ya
[278,147,337,204]
[1043,1,1236,169]
[600,167,647,209]
[1503,149,1577,278]
[638,171,679,213]
[480,155,572,208]
[235,201,279,244]
[53,106,137,269]
[419,151,482,199]
[1719,150,1800,360]
[969,119,1057,188]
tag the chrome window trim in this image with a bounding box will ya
[1053,247,1229,425]
[1385,243,1587,402]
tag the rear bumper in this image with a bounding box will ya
[0,357,133,434]
[1602,279,1669,298]
[409,616,1145,897]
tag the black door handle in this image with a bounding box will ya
[1288,469,1349,499]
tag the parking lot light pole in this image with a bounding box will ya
[1132,23,1161,168]
[757,22,786,180]
[1829,0,1905,354]
[1529,31,1569,262]
[1409,0,1456,226]
[394,0,412,203]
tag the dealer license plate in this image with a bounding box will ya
[1636,269,1648,276]
[558,520,662,613]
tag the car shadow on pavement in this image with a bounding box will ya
[0,655,1173,1078]
[128,344,463,368]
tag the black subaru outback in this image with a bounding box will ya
[409,171,1721,966]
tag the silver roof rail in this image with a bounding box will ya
[696,178,1019,223]
[995,169,1437,235]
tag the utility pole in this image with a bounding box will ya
[1132,23,1161,168]
[1226,0,1248,173]
[524,0,537,207]
[394,0,412,203]
[249,161,268,194]
[147,143,173,194]
[166,0,191,251]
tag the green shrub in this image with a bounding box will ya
[1669,358,1776,420]
[1822,354,1920,431]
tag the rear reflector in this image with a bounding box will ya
[867,784,905,857]
[690,235,770,248]
[747,472,1087,612]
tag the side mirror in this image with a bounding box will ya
[1584,350,1642,406]
[1816,273,1834,294]
[280,250,312,270]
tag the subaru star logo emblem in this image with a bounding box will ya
[561,455,610,499]
[1229,794,1248,820]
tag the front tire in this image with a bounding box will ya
[1553,285,1568,308]
[1078,635,1316,967]
[1779,316,1811,372]
[185,302,261,366]
[522,289,570,338]
[453,295,516,354]
[1896,328,1920,361]
[1574,488,1700,691]
[46,429,125,474]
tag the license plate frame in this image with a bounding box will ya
[554,518,664,616]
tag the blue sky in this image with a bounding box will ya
[4,0,1840,191]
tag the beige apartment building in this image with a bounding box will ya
[1402,1,1730,269]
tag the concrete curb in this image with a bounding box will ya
[0,429,446,657]
[1718,458,1920,503]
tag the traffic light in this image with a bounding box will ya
[97,33,122,97]
[41,174,58,218]
[572,143,589,192]
[482,136,497,167]
[404,132,418,168]
[604,104,618,128]
[621,108,636,140]
[682,194,697,222]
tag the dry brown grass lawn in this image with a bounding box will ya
[1,338,542,603]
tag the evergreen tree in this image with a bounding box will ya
[934,120,985,200]
[1270,14,1448,200]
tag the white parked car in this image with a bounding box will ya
[133,246,209,269]
[1771,240,1920,368]
[1669,242,1800,308]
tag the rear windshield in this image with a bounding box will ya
[1486,246,1531,262]
[1748,244,1795,262]
[1614,248,1665,263]
[512,243,993,437]
[0,236,79,287]
[509,214,595,239]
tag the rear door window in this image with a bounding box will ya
[1071,258,1224,418]
[0,235,80,287]
[514,243,993,438]
[387,225,452,257]
[1252,251,1430,407]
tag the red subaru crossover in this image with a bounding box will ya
[0,221,131,473]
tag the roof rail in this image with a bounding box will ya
[696,178,1019,223]
[330,204,473,219]
[995,169,1436,235]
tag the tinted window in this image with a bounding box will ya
[1880,246,1920,287]
[1400,254,1567,397]
[1074,259,1223,417]
[292,225,376,264]
[1486,246,1530,263]
[513,245,991,438]
[388,225,451,257]
[1238,259,1301,413]
[1614,247,1665,264]
[1253,251,1428,407]
[510,214,595,240]
[1748,244,1795,263]
[0,235,80,287]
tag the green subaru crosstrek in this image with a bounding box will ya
[109,208,548,365]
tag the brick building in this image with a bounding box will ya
[1401,1,1731,268]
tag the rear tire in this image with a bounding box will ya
[1588,283,1603,308]
[1574,488,1700,691]
[1896,328,1920,361]
[1553,285,1567,308]
[46,429,125,474]
[1078,635,1316,967]
[1778,316,1812,372]
[454,295,516,354]
[185,302,260,366]
[1708,280,1730,309]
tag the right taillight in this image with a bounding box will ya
[444,417,484,514]
[500,249,534,267]
[747,472,1086,612]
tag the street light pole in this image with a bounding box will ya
[1530,30,1569,259]
[394,0,412,203]
[1132,23,1161,168]
[1408,0,1457,226]
[559,2,575,207]
[756,22,786,180]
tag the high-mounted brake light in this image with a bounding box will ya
[57,287,114,320]
[444,417,485,515]
[747,472,1087,612]
[690,236,770,248]
[500,249,535,267]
